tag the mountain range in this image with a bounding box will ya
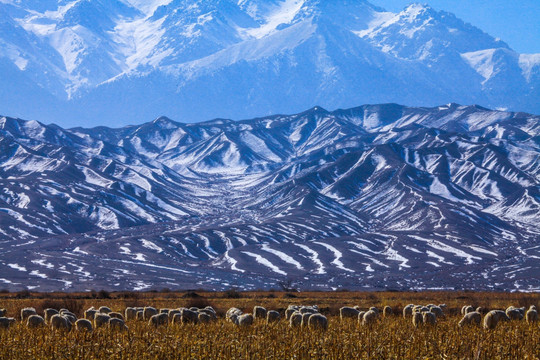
[0,103,539,291]
[0,0,539,126]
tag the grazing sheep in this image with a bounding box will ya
[189,307,199,312]
[21,308,37,321]
[506,308,524,320]
[0,309,6,317]
[357,311,366,324]
[423,312,437,326]
[0,317,16,329]
[198,308,216,318]
[198,312,212,324]
[44,308,59,323]
[308,314,328,330]
[301,313,312,328]
[181,309,199,324]
[266,310,280,324]
[75,319,93,332]
[27,315,45,328]
[458,312,482,327]
[85,309,98,320]
[124,307,137,321]
[340,307,360,320]
[476,307,488,315]
[383,306,392,317]
[109,318,128,331]
[98,306,112,314]
[149,313,168,328]
[362,310,378,326]
[226,308,243,321]
[253,306,267,320]
[63,314,77,324]
[198,313,211,324]
[285,306,298,320]
[289,312,303,328]
[369,307,379,315]
[168,310,181,321]
[526,309,538,324]
[529,305,537,311]
[412,312,423,328]
[462,305,475,315]
[484,310,509,330]
[300,307,317,315]
[429,306,444,318]
[109,312,124,320]
[143,307,158,321]
[94,313,111,328]
[136,311,144,321]
[237,314,254,327]
[403,305,414,318]
[50,314,71,331]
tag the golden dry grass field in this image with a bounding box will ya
[0,290,538,359]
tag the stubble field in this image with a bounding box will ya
[0,290,538,359]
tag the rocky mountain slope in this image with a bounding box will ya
[0,104,538,291]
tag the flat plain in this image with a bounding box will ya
[0,291,538,359]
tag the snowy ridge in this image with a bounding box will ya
[0,104,539,291]
[0,0,538,125]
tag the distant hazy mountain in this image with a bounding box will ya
[0,0,538,126]
[0,104,538,291]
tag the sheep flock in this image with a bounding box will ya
[0,302,537,333]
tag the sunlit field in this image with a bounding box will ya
[0,291,538,359]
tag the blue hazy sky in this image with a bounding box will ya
[372,0,540,54]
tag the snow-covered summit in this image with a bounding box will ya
[0,0,538,126]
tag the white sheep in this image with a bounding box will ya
[383,306,392,317]
[27,314,45,328]
[109,312,124,320]
[50,314,71,331]
[300,313,312,328]
[125,307,137,321]
[369,307,379,315]
[98,306,112,314]
[168,310,181,321]
[149,313,169,327]
[357,311,366,324]
[308,314,328,330]
[423,312,437,326]
[44,308,59,323]
[21,307,37,321]
[94,313,111,328]
[253,306,267,320]
[403,304,414,318]
[180,309,199,324]
[85,308,98,320]
[362,310,378,326]
[526,309,538,324]
[266,310,280,324]
[143,307,158,321]
[285,306,298,320]
[412,312,423,327]
[237,314,254,327]
[429,306,444,318]
[226,308,243,321]
[75,319,93,332]
[198,313,212,324]
[506,308,524,320]
[289,311,302,328]
[458,311,482,327]
[136,311,144,321]
[109,318,128,331]
[198,308,217,319]
[340,307,360,320]
[483,310,509,330]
